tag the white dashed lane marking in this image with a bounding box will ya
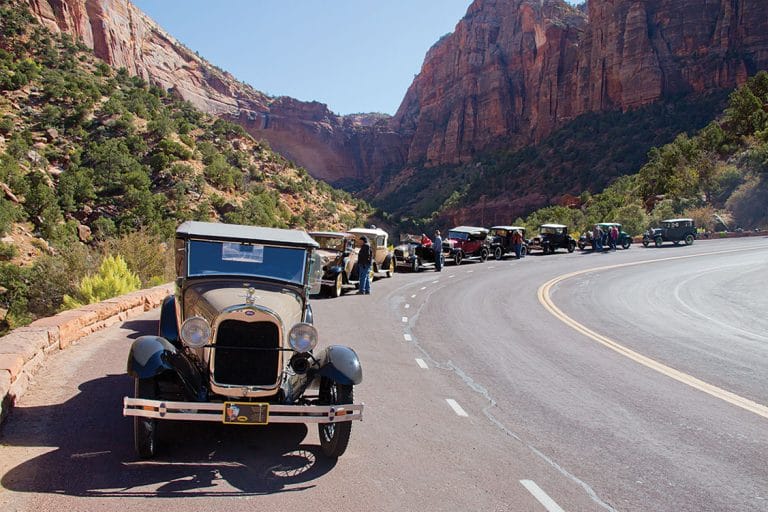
[415,358,428,369]
[519,480,565,512]
[403,334,412,341]
[420,286,427,290]
[449,275,455,278]
[411,294,417,298]
[432,280,439,283]
[404,304,410,309]
[402,316,408,323]
[446,399,468,417]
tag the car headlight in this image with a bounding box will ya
[180,316,211,348]
[288,322,318,353]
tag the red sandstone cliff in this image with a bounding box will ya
[26,0,406,185]
[26,0,768,182]
[394,0,768,167]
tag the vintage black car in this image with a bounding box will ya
[309,231,360,297]
[642,218,697,247]
[443,226,490,265]
[578,223,632,250]
[529,224,577,254]
[488,226,528,259]
[394,234,438,272]
[123,221,364,459]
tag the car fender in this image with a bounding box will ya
[158,295,179,345]
[315,345,363,385]
[127,335,205,400]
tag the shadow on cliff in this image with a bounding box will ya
[0,374,336,497]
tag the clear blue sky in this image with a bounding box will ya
[132,0,474,115]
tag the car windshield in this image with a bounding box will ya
[540,226,563,235]
[314,236,346,251]
[448,231,469,240]
[489,229,507,237]
[187,240,307,284]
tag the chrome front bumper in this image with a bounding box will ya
[124,397,364,424]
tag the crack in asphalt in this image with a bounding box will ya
[397,271,618,512]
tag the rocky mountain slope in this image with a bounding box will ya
[26,0,768,190]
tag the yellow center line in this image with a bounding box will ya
[537,246,768,420]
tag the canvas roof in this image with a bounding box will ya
[176,221,318,248]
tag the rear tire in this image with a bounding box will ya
[567,242,576,253]
[386,257,395,278]
[318,378,353,458]
[642,240,649,247]
[134,378,158,459]
[622,239,631,250]
[684,234,694,245]
[480,248,489,262]
[655,237,663,247]
[493,246,503,260]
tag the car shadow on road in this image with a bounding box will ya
[1,374,337,497]
[121,319,159,339]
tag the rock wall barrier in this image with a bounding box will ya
[0,283,173,426]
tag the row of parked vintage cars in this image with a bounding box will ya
[311,219,698,297]
[122,218,697,462]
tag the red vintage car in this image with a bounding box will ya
[442,226,490,265]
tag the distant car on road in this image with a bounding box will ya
[529,224,577,254]
[348,227,396,278]
[488,226,528,259]
[643,218,696,247]
[578,223,632,250]
[443,226,490,265]
[394,234,438,272]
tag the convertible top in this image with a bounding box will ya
[176,221,319,248]
[490,225,526,231]
[540,223,567,229]
[449,226,489,234]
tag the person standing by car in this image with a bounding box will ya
[512,229,524,259]
[433,230,443,271]
[610,225,619,251]
[357,236,372,294]
[593,225,603,251]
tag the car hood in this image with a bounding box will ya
[315,248,343,268]
[183,280,304,331]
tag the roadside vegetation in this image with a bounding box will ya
[378,72,767,238]
[0,0,373,333]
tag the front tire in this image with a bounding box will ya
[332,273,343,298]
[567,242,576,253]
[134,378,158,459]
[642,240,649,247]
[655,237,663,248]
[493,246,503,260]
[454,251,463,265]
[411,257,420,273]
[386,257,395,278]
[318,378,353,458]
[622,239,631,250]
[480,248,489,262]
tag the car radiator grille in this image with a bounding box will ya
[213,320,279,386]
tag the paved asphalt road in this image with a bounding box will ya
[1,237,766,512]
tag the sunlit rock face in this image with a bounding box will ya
[28,0,768,182]
[392,0,768,168]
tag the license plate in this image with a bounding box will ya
[222,402,269,425]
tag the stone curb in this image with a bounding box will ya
[0,283,173,425]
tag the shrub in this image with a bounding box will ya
[26,243,96,317]
[62,254,141,309]
[102,229,174,286]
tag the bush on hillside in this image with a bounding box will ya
[61,254,140,309]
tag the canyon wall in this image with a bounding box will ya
[26,0,768,182]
